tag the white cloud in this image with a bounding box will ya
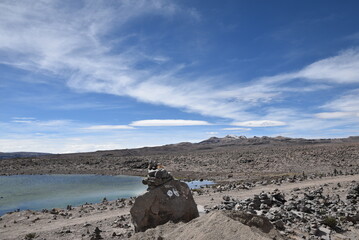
[12,117,36,120]
[11,117,36,123]
[299,49,359,83]
[310,89,359,121]
[12,120,33,123]
[232,120,286,127]
[36,120,72,127]
[130,119,211,126]
[206,132,218,135]
[11,118,71,127]
[222,127,251,131]
[315,112,358,119]
[83,125,134,130]
[322,89,359,112]
[53,103,115,110]
[258,48,359,84]
[2,0,359,144]
[280,118,347,134]
[0,0,277,121]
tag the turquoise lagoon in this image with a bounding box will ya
[0,174,213,216]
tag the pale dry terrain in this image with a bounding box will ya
[1,174,358,240]
[1,136,359,239]
[1,136,359,181]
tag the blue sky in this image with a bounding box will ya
[1,0,359,153]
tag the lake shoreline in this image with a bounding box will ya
[1,174,358,239]
[0,174,214,216]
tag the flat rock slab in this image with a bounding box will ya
[130,179,199,232]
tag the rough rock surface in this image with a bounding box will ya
[211,181,359,239]
[347,182,359,203]
[130,179,199,232]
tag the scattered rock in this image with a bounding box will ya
[210,183,359,239]
[90,227,103,240]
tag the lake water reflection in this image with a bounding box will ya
[0,175,214,216]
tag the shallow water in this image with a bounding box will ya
[0,175,214,216]
[0,174,146,216]
[186,180,215,189]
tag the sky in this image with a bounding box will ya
[1,0,359,153]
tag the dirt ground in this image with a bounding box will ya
[1,174,358,240]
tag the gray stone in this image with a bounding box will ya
[347,182,359,202]
[273,220,285,231]
[130,179,199,232]
[317,227,331,240]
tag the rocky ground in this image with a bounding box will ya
[1,136,359,239]
[1,174,358,240]
[1,136,359,181]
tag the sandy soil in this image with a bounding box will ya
[1,174,358,240]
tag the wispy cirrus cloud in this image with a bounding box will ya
[258,48,359,85]
[315,89,359,120]
[1,0,359,132]
[322,89,359,112]
[206,132,218,135]
[222,127,251,131]
[315,112,358,119]
[232,120,287,127]
[0,118,212,153]
[11,118,71,127]
[0,0,280,122]
[130,119,211,126]
[12,117,36,120]
[83,125,135,130]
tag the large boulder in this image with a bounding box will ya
[130,179,199,232]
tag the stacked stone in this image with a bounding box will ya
[131,161,199,232]
[142,161,173,190]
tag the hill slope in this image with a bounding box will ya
[1,136,359,180]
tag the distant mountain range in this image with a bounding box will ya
[0,152,52,160]
[195,135,359,146]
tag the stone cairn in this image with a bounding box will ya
[130,161,199,232]
[141,161,173,190]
